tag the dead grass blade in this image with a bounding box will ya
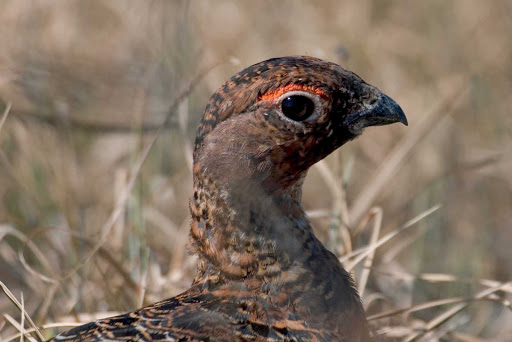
[357,207,382,297]
[418,274,512,295]
[368,295,506,321]
[177,98,193,171]
[0,102,11,135]
[20,293,24,342]
[2,314,25,341]
[33,283,58,324]
[314,159,353,253]
[375,269,512,296]
[0,104,43,213]
[0,225,57,284]
[59,61,220,281]
[0,323,83,342]
[404,281,512,341]
[449,332,488,342]
[0,150,42,210]
[11,223,139,300]
[0,282,44,342]
[342,204,440,271]
[381,226,426,263]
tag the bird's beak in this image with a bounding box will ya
[344,92,407,134]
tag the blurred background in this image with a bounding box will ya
[0,1,511,341]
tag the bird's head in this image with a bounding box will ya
[194,56,407,194]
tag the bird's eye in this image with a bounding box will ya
[281,95,315,121]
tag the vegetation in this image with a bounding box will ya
[1,1,511,340]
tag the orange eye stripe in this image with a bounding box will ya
[258,84,327,101]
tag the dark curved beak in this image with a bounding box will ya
[344,92,407,134]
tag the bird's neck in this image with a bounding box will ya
[189,169,314,284]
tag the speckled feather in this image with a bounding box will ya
[49,56,406,342]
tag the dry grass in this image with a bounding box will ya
[1,1,511,341]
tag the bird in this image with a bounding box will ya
[48,56,407,342]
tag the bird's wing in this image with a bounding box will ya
[49,294,234,341]
[48,292,326,342]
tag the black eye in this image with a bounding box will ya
[281,95,315,121]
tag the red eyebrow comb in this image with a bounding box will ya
[258,84,328,101]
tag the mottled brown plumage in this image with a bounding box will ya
[49,56,407,341]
